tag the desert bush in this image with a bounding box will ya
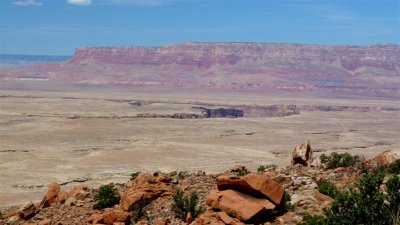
[130,172,140,180]
[298,214,326,225]
[299,171,400,225]
[235,167,249,176]
[177,170,188,180]
[320,152,359,169]
[386,175,400,225]
[147,177,157,184]
[285,192,294,210]
[318,179,339,198]
[172,188,206,221]
[93,185,120,210]
[257,164,277,173]
[386,159,400,174]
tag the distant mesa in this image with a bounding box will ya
[1,42,399,98]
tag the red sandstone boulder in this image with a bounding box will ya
[216,173,285,207]
[206,190,275,222]
[120,173,173,211]
[90,209,130,225]
[291,140,313,166]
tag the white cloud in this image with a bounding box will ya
[12,0,43,6]
[67,0,92,5]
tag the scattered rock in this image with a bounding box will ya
[38,219,52,225]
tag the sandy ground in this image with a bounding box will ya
[0,81,399,208]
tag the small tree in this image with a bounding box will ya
[93,185,120,210]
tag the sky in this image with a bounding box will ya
[0,0,399,55]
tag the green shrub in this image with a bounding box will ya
[235,167,249,176]
[147,178,157,184]
[320,152,359,169]
[257,164,277,173]
[257,165,266,173]
[130,172,140,180]
[318,179,339,198]
[298,214,326,225]
[386,175,400,225]
[177,171,188,180]
[386,159,400,174]
[172,188,206,221]
[93,185,120,210]
[285,192,294,210]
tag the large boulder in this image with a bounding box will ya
[120,173,173,211]
[216,173,285,207]
[206,189,275,223]
[291,140,313,166]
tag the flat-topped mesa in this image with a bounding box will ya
[70,42,400,70]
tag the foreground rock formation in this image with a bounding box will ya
[0,149,398,225]
[1,43,399,98]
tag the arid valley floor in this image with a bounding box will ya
[0,81,399,208]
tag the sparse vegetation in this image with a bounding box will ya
[320,152,360,169]
[285,192,294,210]
[130,172,140,180]
[300,165,400,225]
[318,179,338,198]
[385,159,400,174]
[257,164,277,173]
[93,185,120,210]
[147,177,157,184]
[298,214,326,225]
[177,171,188,180]
[235,167,249,176]
[172,188,206,221]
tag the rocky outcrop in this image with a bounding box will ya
[291,140,313,166]
[119,172,173,211]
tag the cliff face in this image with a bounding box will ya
[1,42,399,98]
[70,43,399,70]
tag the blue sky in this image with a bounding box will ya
[0,0,399,55]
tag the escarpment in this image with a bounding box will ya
[1,42,399,98]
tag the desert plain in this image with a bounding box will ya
[0,80,399,208]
